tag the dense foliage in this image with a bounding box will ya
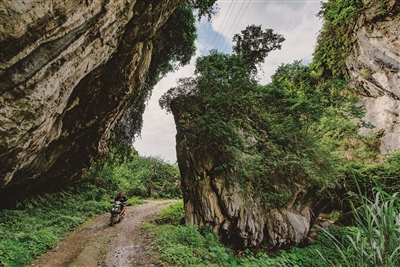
[318,188,400,267]
[116,0,217,145]
[312,0,392,79]
[159,25,358,206]
[312,0,364,78]
[84,141,182,199]
[3,0,400,266]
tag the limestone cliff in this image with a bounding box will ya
[0,0,181,203]
[172,103,319,249]
[170,0,400,249]
[347,0,400,153]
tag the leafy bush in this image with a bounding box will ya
[155,224,240,267]
[157,200,184,225]
[340,151,400,195]
[85,141,182,199]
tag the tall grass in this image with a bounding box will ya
[318,188,400,267]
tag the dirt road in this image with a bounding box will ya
[32,199,177,267]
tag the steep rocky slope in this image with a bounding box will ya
[0,0,180,204]
[347,0,400,153]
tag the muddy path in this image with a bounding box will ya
[32,199,177,267]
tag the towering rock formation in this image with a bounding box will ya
[347,0,400,153]
[0,0,180,203]
[174,126,316,249]
[171,0,400,249]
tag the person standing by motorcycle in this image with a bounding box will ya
[115,191,128,216]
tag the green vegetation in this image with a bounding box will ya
[312,0,392,79]
[151,197,400,267]
[0,141,181,267]
[0,183,109,267]
[157,200,185,225]
[313,0,364,78]
[160,24,365,207]
[341,151,400,195]
[2,1,399,266]
[84,141,182,199]
[116,0,217,144]
[318,188,400,267]
[152,204,300,267]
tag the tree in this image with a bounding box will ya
[160,25,339,189]
[233,25,285,68]
[159,25,348,248]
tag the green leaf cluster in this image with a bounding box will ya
[312,0,364,78]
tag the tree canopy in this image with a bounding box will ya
[159,25,347,205]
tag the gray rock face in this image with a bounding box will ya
[174,116,316,248]
[347,0,400,153]
[0,0,180,194]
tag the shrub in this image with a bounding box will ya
[157,201,184,225]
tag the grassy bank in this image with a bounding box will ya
[0,146,181,267]
[151,192,400,267]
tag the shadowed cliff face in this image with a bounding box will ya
[0,0,180,204]
[347,0,400,153]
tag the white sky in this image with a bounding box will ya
[133,0,325,164]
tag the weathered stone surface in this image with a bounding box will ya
[174,108,317,248]
[347,0,400,153]
[0,0,180,200]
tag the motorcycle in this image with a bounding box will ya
[110,200,126,226]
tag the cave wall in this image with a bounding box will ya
[347,0,400,153]
[0,0,180,202]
